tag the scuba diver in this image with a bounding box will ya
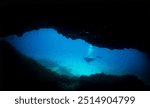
[84,57,95,63]
[84,56,102,63]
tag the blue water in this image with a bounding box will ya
[6,28,149,78]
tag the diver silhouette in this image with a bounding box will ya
[84,57,95,63]
[84,56,102,63]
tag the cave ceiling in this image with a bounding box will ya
[0,0,149,53]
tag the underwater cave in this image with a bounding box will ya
[1,0,150,90]
[5,28,150,82]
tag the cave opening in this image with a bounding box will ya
[5,28,149,82]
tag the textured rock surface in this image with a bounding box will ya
[1,0,149,52]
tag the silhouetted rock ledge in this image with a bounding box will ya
[0,1,150,53]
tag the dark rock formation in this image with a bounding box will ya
[77,74,149,91]
[1,0,150,90]
[0,0,150,53]
[0,41,62,90]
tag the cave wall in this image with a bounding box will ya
[0,0,150,53]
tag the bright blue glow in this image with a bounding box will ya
[6,28,149,77]
[87,44,93,57]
